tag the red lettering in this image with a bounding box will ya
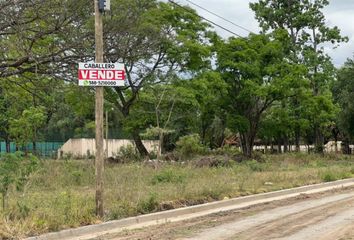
[79,69,126,81]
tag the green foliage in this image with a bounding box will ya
[115,145,141,162]
[9,107,46,147]
[217,33,302,156]
[137,193,159,214]
[245,160,268,172]
[322,172,337,182]
[176,134,206,158]
[0,154,353,237]
[151,169,186,185]
[334,59,354,140]
[102,0,214,156]
[250,0,346,152]
[212,145,241,156]
[0,152,39,210]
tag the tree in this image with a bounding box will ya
[0,87,12,152]
[139,86,177,157]
[125,81,200,156]
[334,58,354,153]
[0,0,91,79]
[190,72,228,148]
[103,0,213,156]
[216,33,303,157]
[9,107,46,150]
[250,0,347,152]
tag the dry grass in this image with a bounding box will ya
[0,153,353,239]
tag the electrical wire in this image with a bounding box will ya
[183,0,256,34]
[168,0,246,38]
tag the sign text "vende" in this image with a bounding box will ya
[78,69,125,81]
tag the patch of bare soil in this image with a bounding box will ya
[94,186,354,240]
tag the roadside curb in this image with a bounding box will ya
[26,178,354,240]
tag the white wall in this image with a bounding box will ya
[58,138,158,159]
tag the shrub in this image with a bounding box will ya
[0,152,39,211]
[151,169,186,185]
[176,134,205,159]
[212,145,241,156]
[322,172,337,182]
[115,145,141,162]
[137,193,159,214]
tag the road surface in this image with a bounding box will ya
[95,187,354,240]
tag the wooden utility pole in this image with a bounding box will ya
[94,0,104,218]
[106,109,109,159]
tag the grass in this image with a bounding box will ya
[0,153,353,239]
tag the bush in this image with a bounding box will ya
[322,172,337,182]
[176,134,205,159]
[137,193,159,214]
[115,145,141,162]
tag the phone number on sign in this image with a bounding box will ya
[85,81,121,86]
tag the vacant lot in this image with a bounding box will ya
[0,153,353,239]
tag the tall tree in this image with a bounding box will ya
[334,58,354,153]
[250,0,347,152]
[103,0,213,156]
[216,33,303,157]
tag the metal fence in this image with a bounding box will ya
[0,142,64,158]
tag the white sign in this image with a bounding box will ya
[78,62,125,87]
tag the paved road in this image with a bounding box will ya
[98,187,354,240]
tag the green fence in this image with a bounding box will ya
[0,142,64,158]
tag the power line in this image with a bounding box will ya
[183,0,256,34]
[168,0,246,38]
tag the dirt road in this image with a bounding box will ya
[96,187,354,240]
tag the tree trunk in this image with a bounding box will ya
[33,141,37,152]
[283,135,289,153]
[277,138,282,154]
[132,129,149,157]
[157,132,163,158]
[342,138,351,155]
[241,131,256,158]
[5,139,10,153]
[314,126,324,154]
[295,127,300,152]
[271,141,274,154]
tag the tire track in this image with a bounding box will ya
[181,192,354,240]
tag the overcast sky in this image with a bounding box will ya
[175,0,354,67]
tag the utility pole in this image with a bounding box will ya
[106,109,109,159]
[94,0,104,218]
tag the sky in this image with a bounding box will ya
[173,0,354,67]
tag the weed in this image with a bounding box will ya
[137,193,158,214]
[322,172,337,182]
[151,169,186,185]
[0,153,353,238]
[245,159,268,172]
